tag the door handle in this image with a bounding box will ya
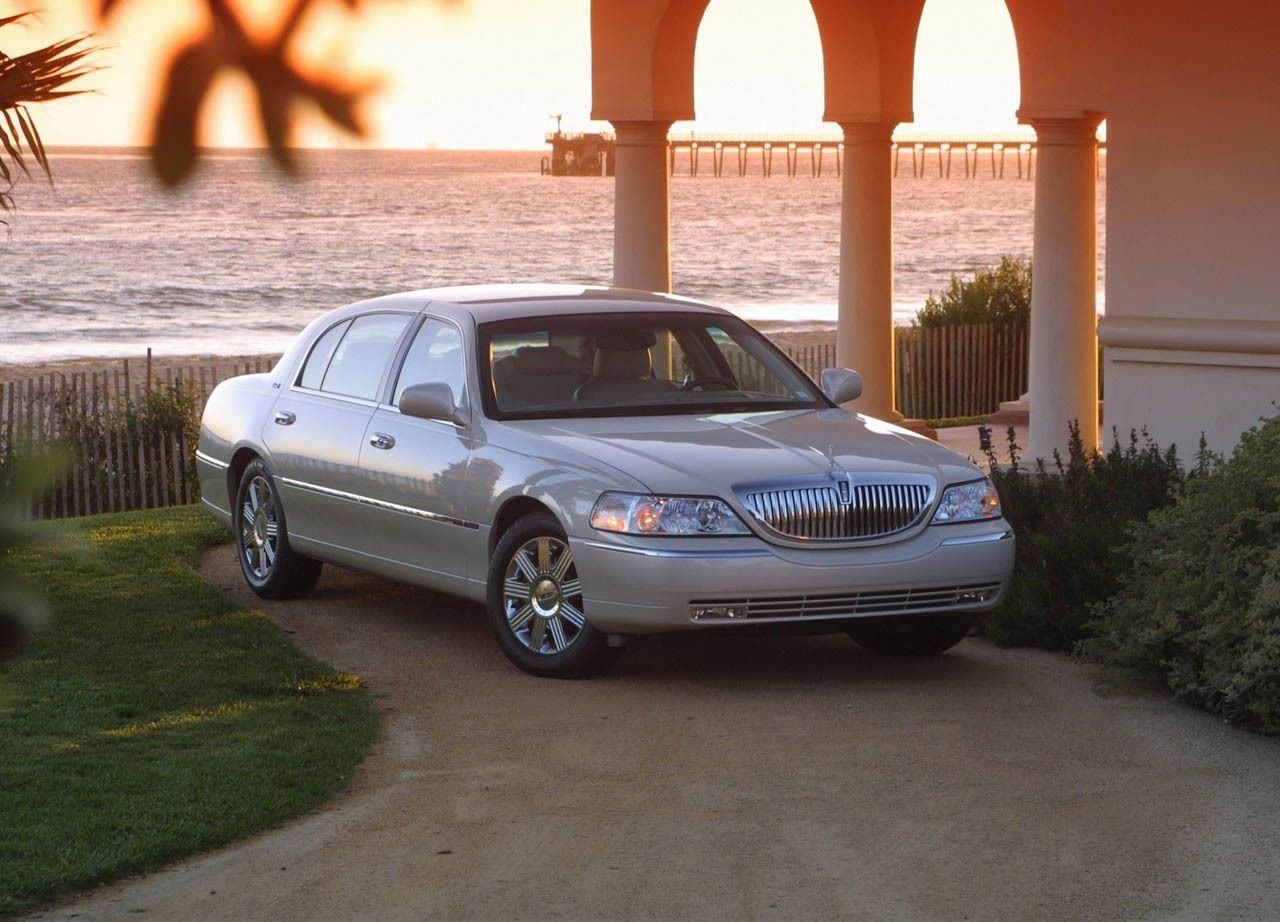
[369,432,396,450]
[273,410,296,426]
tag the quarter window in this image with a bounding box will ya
[394,318,466,406]
[298,319,350,391]
[320,313,411,400]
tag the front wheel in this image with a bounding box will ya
[847,612,976,656]
[487,513,622,678]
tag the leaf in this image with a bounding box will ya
[16,106,49,179]
[150,39,224,188]
[0,113,26,177]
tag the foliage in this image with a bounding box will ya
[0,11,97,219]
[924,413,989,430]
[1084,415,1280,734]
[0,453,63,659]
[94,0,463,187]
[0,506,378,915]
[980,422,1191,651]
[914,255,1032,328]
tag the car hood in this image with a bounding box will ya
[514,409,982,496]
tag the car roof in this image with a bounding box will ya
[346,284,731,323]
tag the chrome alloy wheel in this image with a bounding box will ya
[502,536,586,655]
[239,474,279,582]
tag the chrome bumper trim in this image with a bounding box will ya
[580,540,774,560]
[279,476,480,530]
[939,530,1013,547]
[195,450,230,470]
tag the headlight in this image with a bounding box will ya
[590,493,750,536]
[931,477,1002,524]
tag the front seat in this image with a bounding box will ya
[574,346,679,404]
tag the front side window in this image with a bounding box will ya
[320,313,411,400]
[394,318,465,406]
[479,312,827,419]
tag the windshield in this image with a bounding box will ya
[478,311,830,419]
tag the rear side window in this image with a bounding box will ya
[298,320,351,390]
[321,313,411,400]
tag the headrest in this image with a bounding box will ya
[512,345,579,376]
[593,346,652,380]
[590,330,657,351]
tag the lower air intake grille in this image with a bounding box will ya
[690,583,1002,622]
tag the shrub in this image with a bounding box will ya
[1084,415,1280,734]
[915,255,1032,328]
[981,423,1189,650]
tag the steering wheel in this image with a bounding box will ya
[681,375,737,392]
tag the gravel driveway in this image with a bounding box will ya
[33,547,1280,921]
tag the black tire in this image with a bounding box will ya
[233,458,322,600]
[487,512,622,678]
[847,612,977,656]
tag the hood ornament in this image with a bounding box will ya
[825,443,853,505]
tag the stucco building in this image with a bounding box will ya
[590,0,1280,458]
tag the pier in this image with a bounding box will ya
[545,129,1107,179]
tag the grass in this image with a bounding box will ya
[925,414,991,429]
[0,506,378,917]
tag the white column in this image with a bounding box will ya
[610,120,673,293]
[1025,115,1103,460]
[837,121,900,420]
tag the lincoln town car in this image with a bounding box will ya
[197,285,1014,676]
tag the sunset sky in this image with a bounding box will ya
[16,0,1025,149]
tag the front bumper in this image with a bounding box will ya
[570,521,1015,633]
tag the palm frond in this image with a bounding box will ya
[0,11,98,216]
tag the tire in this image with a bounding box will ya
[487,512,622,678]
[233,458,323,600]
[847,612,977,656]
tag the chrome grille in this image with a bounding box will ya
[740,480,932,541]
[690,583,1002,622]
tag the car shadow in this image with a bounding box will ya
[302,565,999,690]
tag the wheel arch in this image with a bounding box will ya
[489,495,563,557]
[227,445,265,508]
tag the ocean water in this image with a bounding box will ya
[0,148,1105,363]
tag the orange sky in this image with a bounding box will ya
[16,0,1026,149]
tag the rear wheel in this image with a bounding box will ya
[847,612,976,656]
[487,513,622,678]
[233,458,322,600]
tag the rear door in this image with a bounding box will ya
[264,311,415,550]
[355,314,477,591]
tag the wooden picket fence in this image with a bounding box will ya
[892,320,1029,419]
[0,356,276,521]
[782,320,1030,420]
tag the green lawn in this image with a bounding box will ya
[0,507,378,917]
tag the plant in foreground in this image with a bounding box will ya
[980,422,1190,651]
[1084,414,1280,734]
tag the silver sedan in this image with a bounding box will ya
[197,285,1014,677]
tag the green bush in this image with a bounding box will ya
[915,255,1032,328]
[1084,415,1280,734]
[981,423,1190,650]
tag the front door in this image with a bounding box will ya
[356,316,477,592]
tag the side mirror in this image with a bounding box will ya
[820,367,862,405]
[399,383,466,426]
